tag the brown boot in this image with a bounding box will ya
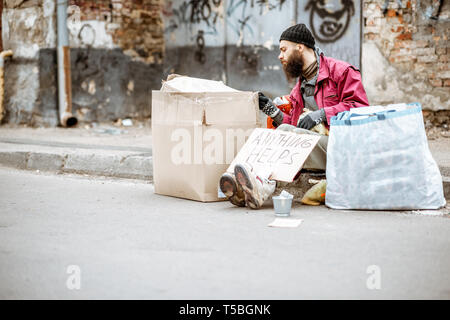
[219,172,246,207]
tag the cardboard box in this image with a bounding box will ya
[151,77,260,202]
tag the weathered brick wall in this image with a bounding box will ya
[362,0,449,111]
[69,0,164,63]
[2,0,164,126]
[364,0,449,87]
[61,0,164,124]
[71,0,111,21]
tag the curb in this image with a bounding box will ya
[439,165,450,177]
[0,151,153,181]
[0,150,448,200]
[443,176,450,201]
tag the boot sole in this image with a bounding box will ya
[219,174,246,207]
[234,164,260,209]
[234,164,253,190]
[301,199,321,206]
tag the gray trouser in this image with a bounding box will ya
[276,123,328,171]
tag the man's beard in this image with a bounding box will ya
[283,51,304,79]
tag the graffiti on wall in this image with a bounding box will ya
[164,0,221,28]
[305,0,355,43]
[163,0,222,35]
[163,0,287,38]
[164,0,358,68]
[419,0,448,21]
[195,30,206,63]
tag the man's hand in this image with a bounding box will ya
[298,109,326,130]
[258,92,279,118]
[258,92,284,126]
[258,92,273,110]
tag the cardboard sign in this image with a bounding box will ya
[227,128,320,182]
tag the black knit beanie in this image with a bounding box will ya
[279,23,315,49]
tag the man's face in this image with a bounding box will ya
[278,40,303,78]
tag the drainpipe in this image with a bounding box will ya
[0,50,13,123]
[57,0,77,127]
[291,0,298,26]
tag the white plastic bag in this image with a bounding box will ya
[326,103,445,210]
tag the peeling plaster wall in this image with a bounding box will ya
[362,42,449,111]
[2,0,164,126]
[3,0,56,58]
[2,0,57,125]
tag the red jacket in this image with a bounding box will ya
[283,53,369,127]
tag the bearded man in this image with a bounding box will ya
[220,23,369,209]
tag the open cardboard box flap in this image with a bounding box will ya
[152,75,260,202]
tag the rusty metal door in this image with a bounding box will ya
[162,1,361,96]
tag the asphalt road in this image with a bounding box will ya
[0,167,449,299]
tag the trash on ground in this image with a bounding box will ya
[268,218,303,228]
[122,119,133,126]
[279,190,294,199]
[411,210,447,216]
[94,127,127,135]
[301,179,326,206]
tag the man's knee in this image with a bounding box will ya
[276,123,296,132]
[276,124,321,136]
[317,135,328,151]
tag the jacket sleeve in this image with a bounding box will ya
[282,91,299,125]
[282,110,292,124]
[323,67,369,124]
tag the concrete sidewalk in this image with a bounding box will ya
[0,124,153,180]
[0,124,449,199]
